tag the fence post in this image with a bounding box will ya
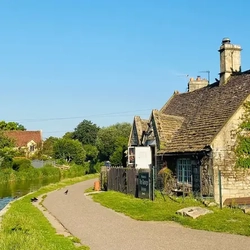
[151,166,155,201]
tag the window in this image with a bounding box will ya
[177,158,192,184]
[128,147,135,164]
[29,145,35,152]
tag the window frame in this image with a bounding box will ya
[177,158,192,184]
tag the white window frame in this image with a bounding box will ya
[177,158,192,184]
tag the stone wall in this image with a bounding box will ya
[212,97,250,204]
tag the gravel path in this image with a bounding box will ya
[43,178,250,250]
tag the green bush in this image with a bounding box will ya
[12,158,33,171]
[39,164,61,179]
[0,155,13,169]
[93,161,104,173]
[60,163,88,179]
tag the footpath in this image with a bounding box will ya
[42,179,250,250]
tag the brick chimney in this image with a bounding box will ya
[188,76,209,92]
[219,38,242,85]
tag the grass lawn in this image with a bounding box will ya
[84,186,95,193]
[92,191,250,236]
[0,173,99,250]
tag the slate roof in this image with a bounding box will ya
[134,116,148,138]
[151,110,184,147]
[159,72,250,153]
[128,116,148,146]
[4,131,42,147]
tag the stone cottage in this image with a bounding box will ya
[128,38,250,205]
[5,130,42,156]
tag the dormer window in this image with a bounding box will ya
[30,145,35,152]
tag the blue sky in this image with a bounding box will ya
[0,1,249,138]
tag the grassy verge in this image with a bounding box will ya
[84,186,95,193]
[91,191,250,236]
[0,173,99,250]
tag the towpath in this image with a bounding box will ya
[43,179,250,250]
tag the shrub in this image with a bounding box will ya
[12,158,33,171]
[39,164,60,178]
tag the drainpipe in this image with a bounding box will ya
[218,169,222,209]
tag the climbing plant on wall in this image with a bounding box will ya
[235,101,250,168]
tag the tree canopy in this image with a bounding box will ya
[0,121,26,131]
[72,120,99,145]
[53,138,86,165]
[0,132,15,148]
[83,144,99,163]
[96,122,131,164]
[42,136,59,158]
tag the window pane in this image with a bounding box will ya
[177,158,192,184]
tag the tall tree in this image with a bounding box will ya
[0,121,26,131]
[0,132,15,148]
[0,132,16,169]
[62,132,74,140]
[53,138,86,165]
[83,144,99,163]
[42,136,59,158]
[110,136,128,166]
[72,120,99,145]
[96,122,131,163]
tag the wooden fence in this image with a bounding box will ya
[100,167,137,196]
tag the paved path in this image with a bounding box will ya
[43,179,250,250]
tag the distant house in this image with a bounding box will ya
[5,130,42,156]
[129,38,250,205]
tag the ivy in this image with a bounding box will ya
[235,101,250,168]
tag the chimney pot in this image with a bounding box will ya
[222,37,231,45]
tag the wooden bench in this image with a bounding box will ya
[223,197,250,207]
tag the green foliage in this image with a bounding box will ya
[53,138,86,165]
[39,164,61,179]
[0,121,26,131]
[235,101,250,168]
[60,164,89,179]
[12,158,33,171]
[0,163,89,183]
[42,137,59,158]
[0,132,15,148]
[0,155,13,169]
[63,132,74,140]
[110,136,128,166]
[92,161,104,173]
[83,144,99,162]
[96,122,131,162]
[72,120,99,145]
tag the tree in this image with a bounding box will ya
[110,136,128,166]
[53,138,86,165]
[0,132,15,148]
[62,132,74,140]
[0,132,16,169]
[83,144,99,162]
[96,122,131,163]
[0,121,26,131]
[42,136,59,158]
[72,120,99,145]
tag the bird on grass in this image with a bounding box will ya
[64,190,68,195]
[30,197,38,202]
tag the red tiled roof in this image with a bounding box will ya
[4,131,42,147]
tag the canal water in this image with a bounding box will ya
[0,177,60,211]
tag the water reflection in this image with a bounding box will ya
[0,176,60,211]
